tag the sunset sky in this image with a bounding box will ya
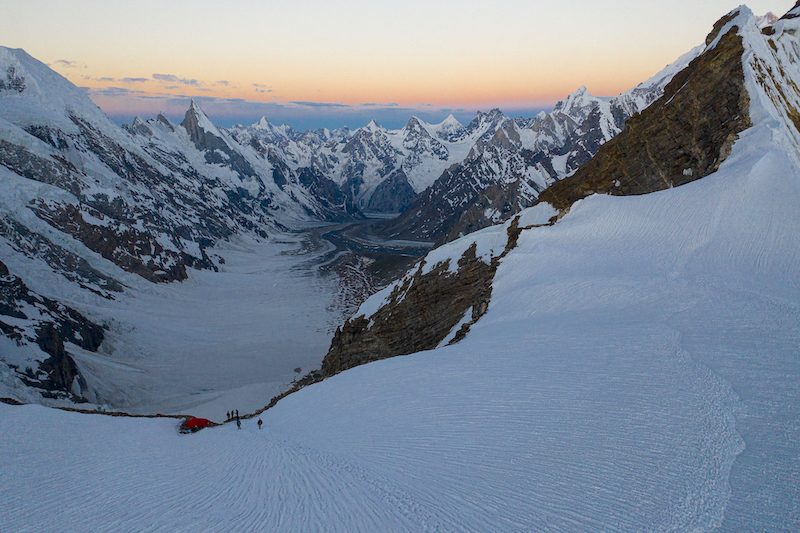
[3,1,796,129]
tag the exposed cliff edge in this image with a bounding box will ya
[537,18,751,213]
[314,9,760,382]
[0,259,103,401]
[320,217,522,376]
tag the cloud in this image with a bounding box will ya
[289,101,351,108]
[215,80,230,86]
[253,83,274,94]
[50,59,87,69]
[152,73,200,86]
[97,76,149,83]
[87,86,154,97]
[361,102,399,107]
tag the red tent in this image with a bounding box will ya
[181,417,211,432]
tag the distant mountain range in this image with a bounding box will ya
[0,25,710,402]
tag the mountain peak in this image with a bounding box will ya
[181,99,226,151]
[403,116,424,131]
[552,85,602,122]
[758,12,779,28]
[156,112,175,131]
[441,114,461,126]
[365,119,383,132]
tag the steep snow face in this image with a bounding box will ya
[0,48,113,133]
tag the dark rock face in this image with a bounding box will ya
[367,169,416,213]
[30,201,191,283]
[297,168,362,222]
[35,323,85,398]
[0,216,123,299]
[538,24,750,212]
[0,65,26,93]
[181,102,255,178]
[319,219,521,377]
[0,259,104,401]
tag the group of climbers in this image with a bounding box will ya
[226,409,263,430]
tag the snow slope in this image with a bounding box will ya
[1,6,798,532]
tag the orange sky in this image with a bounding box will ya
[4,0,796,128]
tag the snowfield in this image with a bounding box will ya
[66,233,346,421]
[2,7,799,532]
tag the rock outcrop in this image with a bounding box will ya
[319,218,522,377]
[538,20,750,212]
[0,260,103,400]
[378,61,694,246]
[315,9,758,383]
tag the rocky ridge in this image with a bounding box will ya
[0,47,364,400]
[378,48,703,246]
[317,7,786,381]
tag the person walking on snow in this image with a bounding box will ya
[258,418,262,430]
[236,418,241,430]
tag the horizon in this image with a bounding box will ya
[105,96,555,132]
[6,1,798,130]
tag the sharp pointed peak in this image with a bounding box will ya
[435,114,463,128]
[364,119,384,132]
[187,99,207,115]
[403,116,424,128]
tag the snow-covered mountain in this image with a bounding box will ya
[2,5,798,531]
[0,47,363,402]
[228,111,498,213]
[379,46,703,244]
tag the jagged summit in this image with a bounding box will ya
[757,12,779,28]
[181,99,220,136]
[553,85,602,122]
[364,118,383,132]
